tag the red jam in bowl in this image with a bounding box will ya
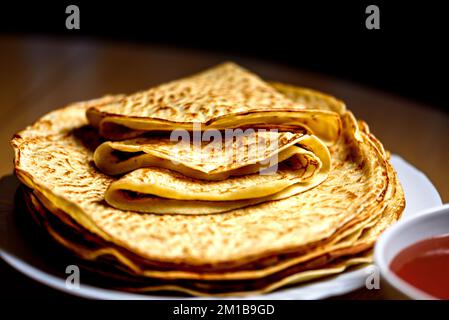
[390,234,449,299]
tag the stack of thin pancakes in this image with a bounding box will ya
[11,63,405,296]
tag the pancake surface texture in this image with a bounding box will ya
[86,62,341,144]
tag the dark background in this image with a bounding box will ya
[1,1,447,111]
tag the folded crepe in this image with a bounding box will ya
[86,62,341,145]
[88,63,338,214]
[94,130,330,214]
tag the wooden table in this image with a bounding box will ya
[1,35,448,300]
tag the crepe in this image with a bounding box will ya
[23,188,375,296]
[15,94,404,295]
[89,64,338,214]
[95,130,319,178]
[22,191,375,296]
[86,62,341,145]
[11,92,402,266]
[11,66,404,296]
[99,133,330,214]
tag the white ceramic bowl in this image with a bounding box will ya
[374,203,449,299]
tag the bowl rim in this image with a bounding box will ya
[374,203,449,300]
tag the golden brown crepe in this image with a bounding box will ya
[86,62,341,145]
[21,191,376,296]
[95,130,315,179]
[88,64,340,214]
[16,95,404,296]
[99,132,330,214]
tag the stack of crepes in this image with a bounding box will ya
[12,62,405,296]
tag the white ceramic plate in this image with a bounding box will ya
[0,155,442,300]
